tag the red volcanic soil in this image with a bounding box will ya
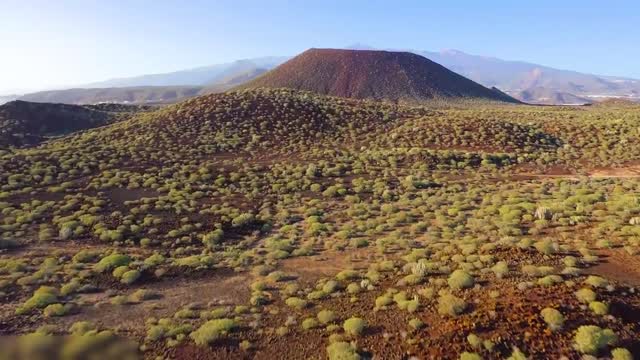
[239,48,519,103]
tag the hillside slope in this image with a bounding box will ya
[238,49,519,103]
[0,100,147,147]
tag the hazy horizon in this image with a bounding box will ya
[2,0,640,94]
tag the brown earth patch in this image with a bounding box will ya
[587,249,640,286]
[588,165,640,178]
[279,247,378,282]
[58,270,250,334]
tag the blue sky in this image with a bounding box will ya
[1,0,639,93]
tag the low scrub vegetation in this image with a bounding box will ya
[0,89,639,359]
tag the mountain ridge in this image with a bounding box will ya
[85,57,288,88]
[13,47,640,105]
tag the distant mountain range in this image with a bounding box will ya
[19,86,204,105]
[85,57,287,88]
[14,47,640,105]
[415,49,640,104]
[0,95,20,105]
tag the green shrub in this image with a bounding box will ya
[38,228,55,242]
[60,280,82,296]
[110,295,129,305]
[326,341,360,360]
[447,270,474,290]
[398,273,424,286]
[408,318,424,330]
[16,286,58,315]
[275,326,289,336]
[43,303,72,317]
[174,308,198,319]
[239,340,252,351]
[460,352,482,360]
[209,308,228,319]
[537,275,562,286]
[120,270,141,285]
[491,261,509,278]
[398,298,420,313]
[146,325,166,342]
[202,229,224,249]
[540,307,564,331]
[343,317,366,336]
[73,250,98,263]
[94,254,131,273]
[533,240,556,255]
[69,321,95,335]
[375,294,393,309]
[467,333,482,348]
[190,318,237,346]
[346,283,361,294]
[322,280,340,293]
[574,325,617,355]
[144,253,165,267]
[174,255,202,267]
[336,269,359,281]
[232,213,255,227]
[317,309,337,324]
[506,347,527,360]
[611,348,633,360]
[234,305,249,314]
[589,301,609,315]
[285,297,308,309]
[250,292,269,306]
[302,318,320,330]
[437,294,467,316]
[584,275,608,288]
[112,266,129,278]
[129,289,158,302]
[575,288,597,303]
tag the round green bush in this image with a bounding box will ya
[43,303,71,317]
[447,270,474,290]
[120,270,141,285]
[94,254,131,273]
[575,288,597,303]
[540,307,564,331]
[317,309,337,324]
[326,341,360,360]
[302,318,320,330]
[589,301,609,315]
[343,317,366,336]
[437,294,467,316]
[611,348,633,360]
[190,318,237,346]
[460,352,482,360]
[285,297,308,309]
[574,325,617,355]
